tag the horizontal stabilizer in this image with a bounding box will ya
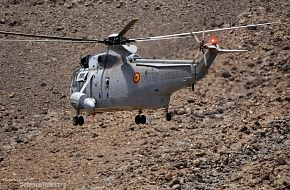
[217,48,248,53]
[205,44,247,53]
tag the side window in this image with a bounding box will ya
[76,71,88,82]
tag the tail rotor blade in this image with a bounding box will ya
[203,53,207,67]
[202,25,205,40]
[191,32,202,61]
[193,34,200,44]
[194,50,201,60]
[202,6,206,41]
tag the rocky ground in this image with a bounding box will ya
[0,0,289,189]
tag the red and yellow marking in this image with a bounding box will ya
[133,72,141,84]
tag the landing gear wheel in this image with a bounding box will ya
[140,115,146,124]
[166,112,172,121]
[135,115,141,125]
[78,116,84,126]
[73,116,79,126]
[73,115,84,126]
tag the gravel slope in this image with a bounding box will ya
[0,0,289,189]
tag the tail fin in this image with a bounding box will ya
[194,43,247,81]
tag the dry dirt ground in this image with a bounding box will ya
[0,0,289,189]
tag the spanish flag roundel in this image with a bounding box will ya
[133,72,141,84]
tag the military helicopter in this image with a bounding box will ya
[0,19,276,126]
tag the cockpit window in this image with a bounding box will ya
[79,73,86,78]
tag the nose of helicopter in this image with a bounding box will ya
[70,92,96,112]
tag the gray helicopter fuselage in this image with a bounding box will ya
[70,45,219,114]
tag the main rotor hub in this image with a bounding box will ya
[104,35,130,46]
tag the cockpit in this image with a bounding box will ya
[79,54,100,70]
[80,53,120,70]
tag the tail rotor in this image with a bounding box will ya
[192,5,207,66]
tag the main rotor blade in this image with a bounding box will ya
[117,18,139,38]
[132,22,278,42]
[203,53,207,67]
[193,34,200,44]
[203,6,206,41]
[0,31,103,43]
[0,39,99,43]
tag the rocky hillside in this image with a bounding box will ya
[0,0,289,189]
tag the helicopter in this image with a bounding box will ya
[0,19,276,126]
